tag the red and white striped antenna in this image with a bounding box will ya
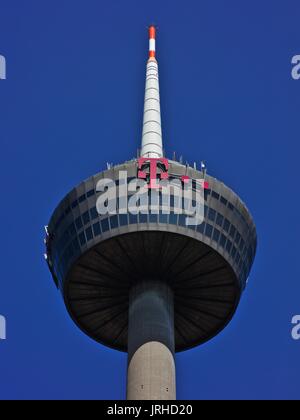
[140,25,163,158]
[149,25,156,59]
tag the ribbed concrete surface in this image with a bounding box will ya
[141,58,163,158]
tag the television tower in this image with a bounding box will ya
[45,26,257,400]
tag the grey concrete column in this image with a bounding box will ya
[127,280,176,400]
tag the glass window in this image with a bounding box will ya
[197,222,205,234]
[247,247,253,262]
[226,239,232,254]
[79,194,86,203]
[235,231,241,246]
[119,214,128,226]
[208,208,216,222]
[82,211,90,225]
[204,205,208,217]
[69,222,76,236]
[90,207,98,220]
[213,228,220,243]
[229,225,236,239]
[231,246,237,259]
[240,213,246,224]
[71,200,78,209]
[65,206,71,215]
[220,196,227,206]
[85,227,93,241]
[129,214,138,224]
[235,253,241,265]
[179,214,186,227]
[139,213,148,224]
[101,218,110,232]
[228,202,234,211]
[79,231,86,246]
[159,213,168,224]
[223,218,230,232]
[87,189,95,198]
[204,190,210,201]
[149,214,158,223]
[239,238,245,253]
[110,215,119,229]
[205,223,213,238]
[216,213,224,227]
[169,212,178,225]
[220,234,226,248]
[75,216,83,230]
[92,222,101,236]
[212,191,220,200]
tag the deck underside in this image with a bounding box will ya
[65,231,240,352]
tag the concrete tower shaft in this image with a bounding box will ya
[141,26,163,159]
[127,281,176,400]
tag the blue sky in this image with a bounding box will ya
[0,0,299,400]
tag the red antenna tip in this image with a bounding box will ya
[149,25,156,39]
[148,26,156,58]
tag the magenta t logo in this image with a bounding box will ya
[138,158,169,189]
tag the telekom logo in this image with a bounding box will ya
[138,158,169,189]
[138,157,209,189]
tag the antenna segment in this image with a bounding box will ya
[140,26,163,159]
